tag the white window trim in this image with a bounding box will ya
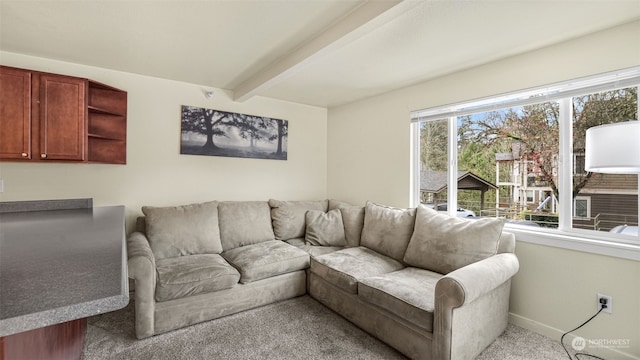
[573,196,591,219]
[509,225,640,261]
[410,67,640,261]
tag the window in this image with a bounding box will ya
[411,67,639,244]
[574,196,591,219]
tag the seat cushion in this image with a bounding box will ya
[221,240,310,283]
[358,267,442,332]
[360,202,416,262]
[285,238,344,258]
[142,201,222,260]
[218,201,275,251]
[404,205,505,274]
[155,254,240,302]
[268,199,328,240]
[310,247,404,294]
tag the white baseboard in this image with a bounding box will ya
[509,313,639,360]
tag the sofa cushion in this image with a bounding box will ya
[218,201,275,251]
[404,205,505,274]
[155,254,240,302]
[285,238,344,258]
[360,202,416,262]
[329,200,365,248]
[221,240,310,283]
[268,199,328,240]
[305,209,347,246]
[358,267,442,332]
[142,201,222,260]
[310,247,404,294]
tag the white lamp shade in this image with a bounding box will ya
[585,121,640,174]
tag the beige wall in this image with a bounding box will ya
[512,241,640,359]
[327,21,640,359]
[0,52,328,232]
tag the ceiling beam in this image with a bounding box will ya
[233,0,414,103]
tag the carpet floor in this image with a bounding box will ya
[82,295,571,359]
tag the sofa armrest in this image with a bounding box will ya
[127,231,157,339]
[441,252,519,305]
[128,231,156,274]
[433,253,520,360]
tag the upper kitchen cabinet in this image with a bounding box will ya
[39,73,87,161]
[0,66,127,164]
[0,67,32,159]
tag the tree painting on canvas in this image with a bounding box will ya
[180,105,288,160]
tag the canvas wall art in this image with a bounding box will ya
[180,105,288,160]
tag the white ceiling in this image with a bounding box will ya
[1,0,639,108]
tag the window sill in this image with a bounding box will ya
[505,224,640,261]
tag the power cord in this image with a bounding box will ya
[560,299,608,360]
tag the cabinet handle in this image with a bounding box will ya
[21,153,28,157]
[41,154,47,158]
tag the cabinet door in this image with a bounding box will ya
[39,74,86,161]
[0,67,32,159]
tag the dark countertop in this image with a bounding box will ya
[0,205,129,337]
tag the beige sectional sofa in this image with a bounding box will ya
[127,199,519,360]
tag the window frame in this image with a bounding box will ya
[410,67,640,261]
[573,196,591,219]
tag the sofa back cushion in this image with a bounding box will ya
[360,202,416,262]
[497,231,516,253]
[305,209,347,246]
[404,205,505,274]
[268,199,328,240]
[142,201,222,260]
[329,199,364,248]
[219,201,275,250]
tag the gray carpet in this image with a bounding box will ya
[82,295,570,359]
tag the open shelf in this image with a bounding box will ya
[88,138,126,164]
[87,81,127,164]
[88,105,124,117]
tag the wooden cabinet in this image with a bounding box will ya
[39,73,87,161]
[0,67,31,159]
[0,66,127,164]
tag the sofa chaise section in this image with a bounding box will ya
[308,202,520,360]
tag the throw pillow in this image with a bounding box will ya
[360,201,416,262]
[142,201,222,260]
[305,209,347,246]
[404,205,505,274]
[268,199,328,240]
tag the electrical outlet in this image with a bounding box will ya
[597,293,612,314]
[0,178,3,193]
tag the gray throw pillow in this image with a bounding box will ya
[142,201,222,260]
[268,199,328,240]
[360,201,416,262]
[305,209,347,246]
[404,205,505,274]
